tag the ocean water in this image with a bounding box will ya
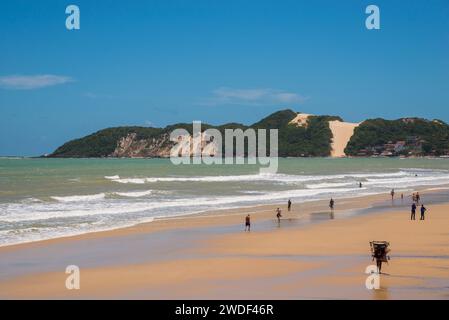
[1,157,449,246]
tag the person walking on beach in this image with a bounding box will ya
[276,208,282,223]
[390,189,395,200]
[245,214,251,232]
[420,204,427,220]
[371,241,390,274]
[329,198,335,211]
[411,203,417,220]
[287,199,292,212]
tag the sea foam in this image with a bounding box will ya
[51,193,106,202]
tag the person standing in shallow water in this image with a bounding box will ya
[329,198,335,211]
[420,204,427,220]
[276,208,282,224]
[411,203,417,220]
[287,199,292,212]
[390,189,395,200]
[245,214,251,232]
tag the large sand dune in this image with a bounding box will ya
[328,120,359,157]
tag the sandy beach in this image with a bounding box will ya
[1,189,448,299]
[3,0,449,305]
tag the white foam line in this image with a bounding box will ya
[107,171,412,185]
[115,190,153,198]
[51,193,105,202]
[0,188,358,222]
[105,175,120,180]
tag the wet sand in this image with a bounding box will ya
[0,189,448,299]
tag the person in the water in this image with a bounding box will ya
[276,208,282,223]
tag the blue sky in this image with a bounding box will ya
[1,0,448,156]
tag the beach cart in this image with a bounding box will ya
[370,241,390,273]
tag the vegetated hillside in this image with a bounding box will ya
[49,109,341,158]
[345,118,449,156]
[282,115,342,157]
[49,110,449,158]
[51,127,163,158]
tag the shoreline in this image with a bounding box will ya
[1,187,448,299]
[1,185,448,251]
[0,191,413,250]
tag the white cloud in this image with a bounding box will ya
[0,75,73,90]
[202,87,307,106]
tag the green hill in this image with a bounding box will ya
[48,110,449,158]
[50,127,163,158]
[345,118,449,156]
[49,109,339,158]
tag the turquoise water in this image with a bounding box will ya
[1,157,449,246]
